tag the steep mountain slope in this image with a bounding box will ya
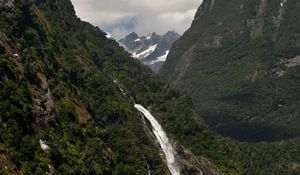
[0,0,235,174]
[161,0,300,141]
[0,1,168,174]
[160,0,300,174]
[119,31,180,72]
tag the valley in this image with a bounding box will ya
[1,0,300,175]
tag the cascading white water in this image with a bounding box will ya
[134,104,181,175]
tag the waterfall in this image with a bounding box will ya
[134,104,180,175]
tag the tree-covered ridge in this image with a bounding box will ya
[0,0,168,174]
[162,0,300,139]
[161,0,300,174]
[0,0,236,174]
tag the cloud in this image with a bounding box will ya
[71,0,203,39]
[111,28,131,40]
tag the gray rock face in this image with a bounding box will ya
[32,73,54,120]
[119,31,180,72]
[0,0,14,11]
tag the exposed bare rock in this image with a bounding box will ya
[281,55,300,68]
[39,73,54,113]
[31,73,54,120]
[0,0,14,11]
[272,55,300,77]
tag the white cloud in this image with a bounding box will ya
[111,28,131,40]
[71,0,203,39]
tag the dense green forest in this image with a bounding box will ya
[1,0,300,174]
[161,0,300,174]
[0,0,170,174]
[0,0,235,174]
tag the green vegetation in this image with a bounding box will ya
[0,0,168,174]
[1,0,240,174]
[3,0,300,174]
[161,0,300,174]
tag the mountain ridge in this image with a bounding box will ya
[119,31,180,72]
[161,0,300,174]
[161,0,300,140]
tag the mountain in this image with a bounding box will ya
[161,0,300,174]
[3,0,300,174]
[119,31,180,72]
[0,0,233,174]
[161,0,300,141]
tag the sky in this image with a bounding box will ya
[71,0,203,40]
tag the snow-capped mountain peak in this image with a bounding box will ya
[119,31,180,72]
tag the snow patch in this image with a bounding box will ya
[156,50,169,62]
[146,35,151,40]
[132,44,157,59]
[148,50,169,65]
